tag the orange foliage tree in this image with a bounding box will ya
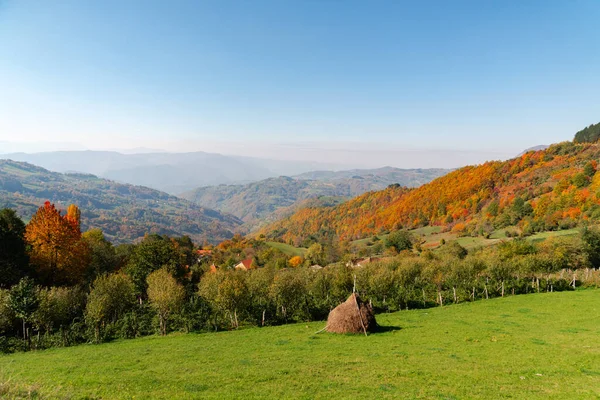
[288,256,303,268]
[25,202,90,285]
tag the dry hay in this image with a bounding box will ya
[326,293,377,335]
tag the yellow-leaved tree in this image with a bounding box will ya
[147,268,185,335]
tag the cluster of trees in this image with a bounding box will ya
[1,202,351,352]
[206,234,351,270]
[574,121,600,144]
[0,202,202,352]
[260,141,600,245]
[200,229,600,330]
[3,200,600,354]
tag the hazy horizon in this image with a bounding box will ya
[0,139,523,170]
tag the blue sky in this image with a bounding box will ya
[0,0,599,167]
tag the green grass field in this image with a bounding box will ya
[1,164,36,178]
[349,235,382,247]
[411,226,442,236]
[1,290,599,399]
[352,227,441,248]
[353,227,586,253]
[422,228,583,251]
[266,242,308,257]
[527,228,580,244]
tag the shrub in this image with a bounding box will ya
[147,268,185,335]
[385,230,414,253]
[572,172,589,188]
[288,256,303,268]
[0,289,15,335]
[115,304,154,339]
[199,271,249,329]
[171,294,212,333]
[7,278,39,341]
[85,273,136,342]
[581,227,600,268]
[33,286,85,334]
[439,242,468,260]
[269,269,311,322]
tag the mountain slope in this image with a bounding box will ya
[259,140,600,244]
[181,167,449,231]
[0,151,348,194]
[0,160,241,244]
[292,166,449,184]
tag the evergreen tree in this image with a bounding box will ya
[581,227,600,268]
[0,209,29,288]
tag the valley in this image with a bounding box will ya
[0,151,362,194]
[182,167,448,231]
[0,160,241,244]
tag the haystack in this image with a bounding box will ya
[326,293,377,335]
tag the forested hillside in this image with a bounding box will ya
[0,160,241,243]
[182,167,448,231]
[292,166,449,184]
[260,139,600,244]
[0,151,346,194]
[574,122,600,143]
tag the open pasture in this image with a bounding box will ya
[1,290,599,399]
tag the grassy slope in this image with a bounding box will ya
[353,227,583,253]
[527,228,580,243]
[2,290,600,399]
[266,241,308,257]
[421,228,582,251]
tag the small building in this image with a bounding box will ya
[309,264,323,271]
[234,259,254,271]
[346,257,381,268]
[197,249,213,263]
[209,264,219,273]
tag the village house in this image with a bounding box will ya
[197,249,212,263]
[234,258,254,271]
[345,257,381,268]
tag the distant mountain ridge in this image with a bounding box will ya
[181,167,449,231]
[293,166,449,183]
[0,160,242,244]
[0,150,348,194]
[517,145,549,156]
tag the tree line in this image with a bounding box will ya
[574,121,600,144]
[1,202,600,353]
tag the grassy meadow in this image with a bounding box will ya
[1,290,599,399]
[266,241,308,257]
[351,226,584,253]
